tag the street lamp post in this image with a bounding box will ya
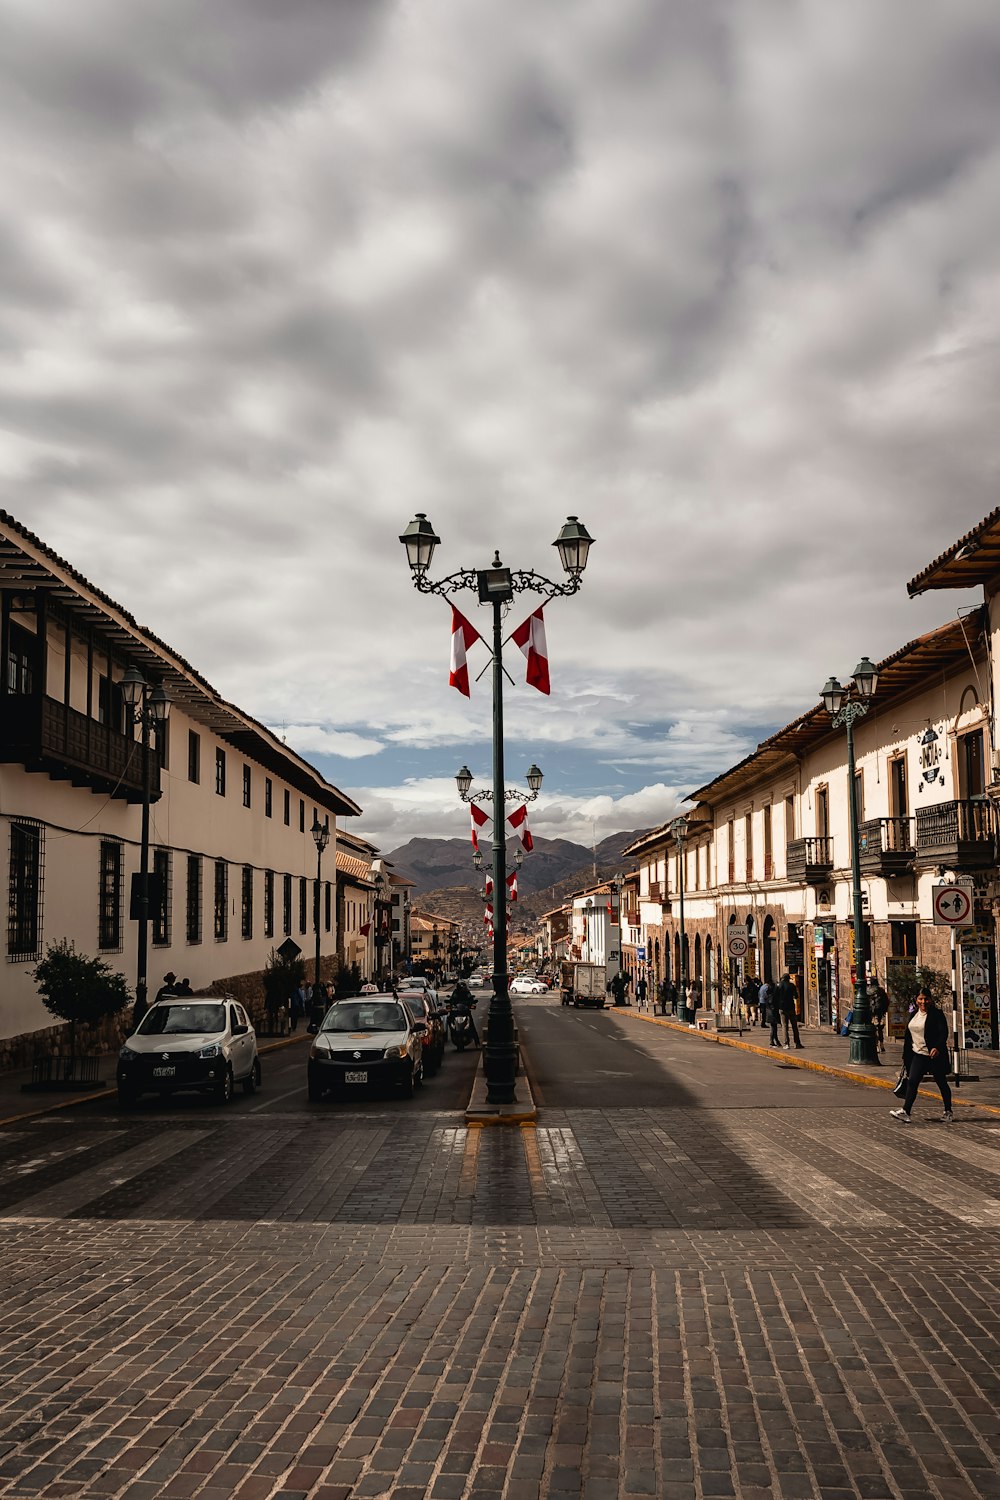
[372,869,388,987]
[821,657,881,1066]
[401,514,593,1104]
[669,816,689,1024]
[120,667,172,1019]
[311,815,330,995]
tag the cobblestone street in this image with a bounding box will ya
[1,1011,1000,1499]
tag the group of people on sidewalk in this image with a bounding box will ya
[741,975,804,1049]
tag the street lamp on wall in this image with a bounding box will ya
[311,815,330,996]
[402,513,593,1106]
[669,815,689,1024]
[119,666,172,1019]
[820,656,880,1066]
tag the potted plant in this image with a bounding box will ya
[29,939,131,1090]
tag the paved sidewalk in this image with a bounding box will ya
[622,1002,1000,1113]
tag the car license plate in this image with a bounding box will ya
[152,1066,175,1078]
[344,1070,368,1084]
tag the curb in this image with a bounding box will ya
[464,1051,538,1127]
[621,1008,1000,1118]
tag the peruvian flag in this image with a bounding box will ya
[449,606,482,697]
[507,803,534,852]
[511,606,550,694]
[485,875,493,897]
[506,870,518,903]
[484,903,494,926]
[470,801,490,851]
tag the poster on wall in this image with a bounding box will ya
[960,944,994,1049]
[885,956,916,1039]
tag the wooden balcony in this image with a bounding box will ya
[914,799,997,871]
[646,881,670,907]
[858,817,915,876]
[786,837,834,885]
[0,692,160,803]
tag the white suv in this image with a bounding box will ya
[118,997,260,1107]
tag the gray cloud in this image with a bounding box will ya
[3,0,999,837]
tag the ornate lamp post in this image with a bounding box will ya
[401,515,593,1104]
[371,868,388,986]
[821,656,881,1066]
[311,815,330,996]
[669,815,689,1024]
[120,667,172,1018]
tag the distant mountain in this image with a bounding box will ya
[386,828,652,931]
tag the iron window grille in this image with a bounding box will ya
[283,790,290,826]
[214,860,228,941]
[98,839,123,952]
[152,848,171,946]
[264,870,274,938]
[265,779,273,818]
[241,865,253,939]
[186,855,202,944]
[325,881,332,932]
[188,730,200,784]
[243,765,251,809]
[282,873,292,934]
[298,876,307,933]
[215,748,226,797]
[7,819,43,962]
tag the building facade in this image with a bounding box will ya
[0,510,360,1051]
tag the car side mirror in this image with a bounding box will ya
[232,1022,248,1036]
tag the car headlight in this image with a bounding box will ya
[383,1044,407,1059]
[309,1038,331,1060]
[198,1043,222,1059]
[119,1045,138,1061]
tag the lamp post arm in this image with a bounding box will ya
[413,567,579,603]
[135,710,152,1017]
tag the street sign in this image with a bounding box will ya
[932,884,974,926]
[727,923,749,959]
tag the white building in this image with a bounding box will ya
[0,509,360,1057]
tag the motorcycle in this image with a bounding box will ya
[448,1007,473,1051]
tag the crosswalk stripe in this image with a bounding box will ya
[820,1126,1000,1226]
[3,1130,212,1220]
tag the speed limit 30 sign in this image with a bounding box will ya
[727,923,749,958]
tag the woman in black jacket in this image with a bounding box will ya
[890,990,953,1123]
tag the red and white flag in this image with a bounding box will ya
[511,606,550,695]
[506,870,518,902]
[449,606,482,697]
[484,903,493,926]
[507,803,534,852]
[470,801,490,851]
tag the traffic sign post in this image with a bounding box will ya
[727,924,749,959]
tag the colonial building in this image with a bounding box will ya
[0,510,360,1053]
[625,522,1000,1048]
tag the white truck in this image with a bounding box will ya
[560,961,608,1009]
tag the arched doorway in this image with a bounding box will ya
[763,914,778,984]
[706,937,715,1010]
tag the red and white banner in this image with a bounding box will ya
[484,903,493,927]
[449,606,482,697]
[507,803,534,852]
[470,801,490,851]
[506,870,518,903]
[511,606,550,695]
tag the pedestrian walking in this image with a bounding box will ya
[635,975,648,1010]
[610,972,627,1007]
[871,980,889,1053]
[890,989,953,1124]
[759,980,781,1046]
[777,973,803,1048]
[740,976,759,1025]
[667,981,678,1016]
[291,980,312,1032]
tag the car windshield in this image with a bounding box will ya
[140,1003,226,1036]
[322,1002,409,1033]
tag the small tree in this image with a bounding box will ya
[32,940,131,1060]
[262,948,305,1024]
[885,963,950,1011]
[335,961,362,998]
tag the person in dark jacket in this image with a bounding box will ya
[776,974,803,1048]
[740,977,759,1025]
[891,990,952,1123]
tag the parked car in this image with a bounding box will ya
[118,997,260,1107]
[510,977,548,996]
[399,991,446,1074]
[308,997,424,1101]
[398,975,439,1008]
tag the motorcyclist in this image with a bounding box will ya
[448,981,481,1048]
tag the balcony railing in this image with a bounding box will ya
[786,837,834,884]
[0,692,159,803]
[858,816,915,875]
[915,799,997,870]
[647,881,669,905]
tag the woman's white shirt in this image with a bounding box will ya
[908,1011,930,1056]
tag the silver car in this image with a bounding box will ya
[308,997,424,1101]
[117,997,260,1107]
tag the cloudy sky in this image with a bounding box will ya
[5,0,998,851]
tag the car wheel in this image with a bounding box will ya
[307,1064,323,1102]
[415,1058,424,1089]
[216,1065,234,1105]
[400,1063,415,1098]
[117,1086,140,1110]
[242,1057,261,1096]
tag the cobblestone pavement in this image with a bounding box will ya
[2,1071,1000,1496]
